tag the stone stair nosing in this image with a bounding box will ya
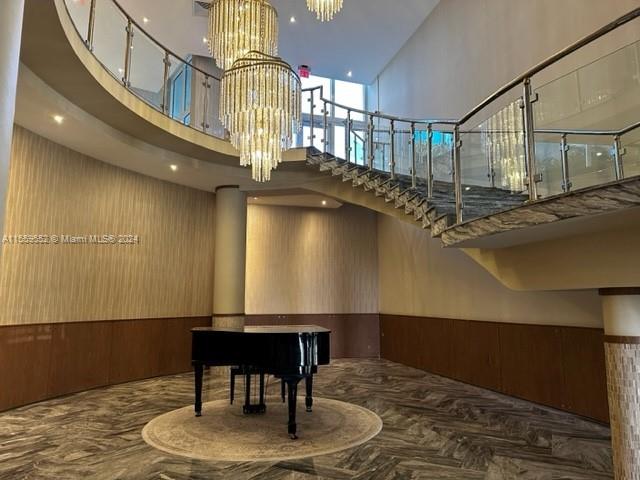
[306,149,531,240]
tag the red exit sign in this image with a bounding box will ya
[298,65,310,78]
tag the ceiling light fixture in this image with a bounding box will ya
[290,16,296,23]
[322,200,327,206]
[208,0,279,70]
[306,0,343,22]
[220,51,301,182]
[347,70,352,78]
[170,164,178,171]
[142,17,149,23]
[53,114,64,124]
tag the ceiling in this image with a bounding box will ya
[116,0,440,84]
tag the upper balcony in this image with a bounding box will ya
[19,0,640,253]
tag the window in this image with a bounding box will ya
[298,74,367,158]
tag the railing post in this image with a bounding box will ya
[161,51,171,115]
[309,89,315,147]
[345,110,352,162]
[122,19,133,86]
[323,101,329,155]
[86,0,97,50]
[522,77,539,201]
[410,122,417,189]
[389,119,396,179]
[614,135,626,180]
[426,123,433,198]
[453,125,463,224]
[201,74,210,133]
[367,115,374,170]
[560,134,572,192]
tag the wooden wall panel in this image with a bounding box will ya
[560,327,609,423]
[0,325,53,411]
[47,321,112,395]
[380,314,609,422]
[246,314,380,359]
[0,317,210,412]
[451,320,502,391]
[0,127,215,326]
[498,324,565,410]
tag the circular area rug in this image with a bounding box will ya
[142,397,382,462]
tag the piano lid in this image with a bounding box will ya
[192,325,331,334]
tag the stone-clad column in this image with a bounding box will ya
[601,288,640,479]
[0,0,25,252]
[212,186,247,331]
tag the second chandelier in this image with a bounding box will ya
[306,0,343,22]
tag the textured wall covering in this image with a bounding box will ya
[0,127,216,325]
[605,340,640,478]
[245,204,378,315]
[377,214,603,327]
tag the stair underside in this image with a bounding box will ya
[306,149,640,247]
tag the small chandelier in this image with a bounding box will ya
[208,0,279,70]
[306,0,343,22]
[220,51,302,182]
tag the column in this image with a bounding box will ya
[0,1,25,250]
[601,288,640,479]
[212,186,247,331]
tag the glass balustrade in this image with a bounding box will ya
[532,39,640,195]
[91,0,128,81]
[61,0,640,227]
[129,26,165,111]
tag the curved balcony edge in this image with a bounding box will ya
[19,0,308,174]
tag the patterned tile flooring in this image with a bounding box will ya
[0,359,612,479]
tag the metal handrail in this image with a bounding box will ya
[458,7,640,125]
[64,0,640,228]
[109,0,220,81]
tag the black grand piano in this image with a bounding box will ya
[191,325,330,439]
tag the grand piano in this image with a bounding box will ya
[191,325,331,439]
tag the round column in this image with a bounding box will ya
[212,186,247,331]
[0,0,25,249]
[601,288,640,480]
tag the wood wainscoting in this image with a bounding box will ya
[0,317,210,412]
[380,315,609,423]
[245,314,380,359]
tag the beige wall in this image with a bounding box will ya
[245,204,378,314]
[0,126,216,325]
[377,214,603,327]
[372,0,640,119]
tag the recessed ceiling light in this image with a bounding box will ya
[253,197,259,200]
[596,152,603,157]
[142,17,149,23]
[322,200,327,206]
[53,114,64,124]
[202,36,208,44]
[465,186,471,191]
[290,16,296,23]
[170,164,178,172]
[118,68,124,74]
[347,70,353,78]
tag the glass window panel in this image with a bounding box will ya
[303,126,325,151]
[334,79,364,121]
[334,126,345,160]
[302,75,331,114]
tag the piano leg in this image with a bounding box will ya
[194,363,203,417]
[281,378,285,403]
[285,377,301,440]
[305,375,313,412]
[243,373,251,414]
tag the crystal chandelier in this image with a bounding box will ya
[208,0,279,70]
[306,0,343,22]
[220,51,302,182]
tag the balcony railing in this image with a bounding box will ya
[63,0,640,227]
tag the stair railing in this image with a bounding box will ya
[62,0,640,228]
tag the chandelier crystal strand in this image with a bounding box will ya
[221,51,301,182]
[306,0,343,22]
[208,0,279,70]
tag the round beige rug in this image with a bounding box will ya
[141,397,382,462]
